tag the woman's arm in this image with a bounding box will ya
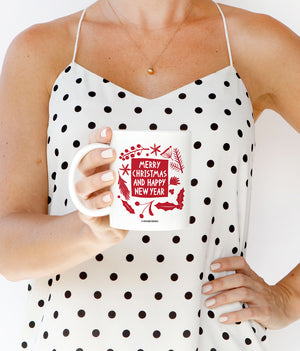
[0,24,126,281]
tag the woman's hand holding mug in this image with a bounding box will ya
[75,127,129,247]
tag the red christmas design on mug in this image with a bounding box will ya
[117,143,185,219]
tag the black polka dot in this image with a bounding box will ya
[164,107,173,114]
[53,311,59,319]
[65,290,71,298]
[236,98,242,105]
[134,107,143,114]
[194,141,201,149]
[179,93,186,99]
[63,94,69,101]
[185,291,193,299]
[224,109,231,115]
[53,85,58,91]
[38,300,44,307]
[231,166,237,174]
[215,237,220,245]
[78,310,86,318]
[92,329,100,337]
[142,235,150,243]
[119,123,127,129]
[65,66,71,73]
[170,273,178,281]
[202,235,208,243]
[21,342,28,349]
[189,216,196,224]
[224,81,230,87]
[122,330,130,337]
[204,197,211,205]
[183,330,191,338]
[172,235,180,244]
[186,254,194,262]
[210,123,218,131]
[238,129,243,137]
[180,124,188,130]
[169,311,177,319]
[223,143,230,151]
[140,273,148,281]
[156,255,165,263]
[118,91,126,98]
[110,273,118,281]
[232,247,238,254]
[63,329,70,337]
[108,310,116,318]
[208,310,215,318]
[29,321,35,328]
[155,292,163,300]
[149,123,157,130]
[73,140,80,148]
[76,78,82,84]
[229,225,235,233]
[222,332,230,340]
[43,331,48,339]
[245,338,252,345]
[104,106,112,113]
[223,202,229,209]
[209,93,216,99]
[53,114,57,121]
[195,79,202,85]
[88,91,96,97]
[124,291,132,299]
[126,254,134,262]
[74,105,82,112]
[79,272,87,280]
[207,160,215,167]
[61,125,67,133]
[208,274,215,281]
[94,291,102,299]
[88,122,96,129]
[191,178,198,186]
[153,330,161,338]
[139,311,146,319]
[195,107,203,114]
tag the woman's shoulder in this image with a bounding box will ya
[3,10,83,93]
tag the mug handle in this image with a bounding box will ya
[68,143,112,217]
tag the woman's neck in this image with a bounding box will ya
[99,0,206,30]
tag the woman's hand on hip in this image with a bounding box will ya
[202,256,293,330]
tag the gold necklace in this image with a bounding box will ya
[106,0,195,75]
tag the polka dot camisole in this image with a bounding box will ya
[18,2,269,350]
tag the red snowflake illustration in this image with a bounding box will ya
[120,164,131,175]
[150,143,161,156]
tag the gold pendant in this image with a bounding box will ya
[147,68,155,75]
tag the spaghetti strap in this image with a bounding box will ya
[72,8,87,63]
[213,2,233,66]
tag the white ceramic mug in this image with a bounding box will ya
[68,130,191,231]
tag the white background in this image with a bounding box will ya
[0,0,299,350]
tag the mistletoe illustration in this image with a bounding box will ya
[155,188,185,211]
[119,144,149,161]
[118,172,130,200]
[135,200,155,218]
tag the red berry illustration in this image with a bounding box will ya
[135,201,140,206]
[131,146,135,150]
[125,149,129,153]
[137,144,141,148]
[139,214,144,219]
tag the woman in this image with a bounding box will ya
[0,0,299,350]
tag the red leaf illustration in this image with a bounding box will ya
[155,202,178,211]
[149,202,154,216]
[121,200,135,214]
[170,176,180,186]
[176,188,185,206]
[118,172,130,200]
[172,148,184,173]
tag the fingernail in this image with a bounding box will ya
[205,298,216,307]
[102,194,112,203]
[211,263,221,271]
[101,128,107,138]
[101,171,114,182]
[219,316,228,323]
[101,149,114,159]
[202,284,212,293]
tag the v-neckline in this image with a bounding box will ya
[71,61,236,102]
